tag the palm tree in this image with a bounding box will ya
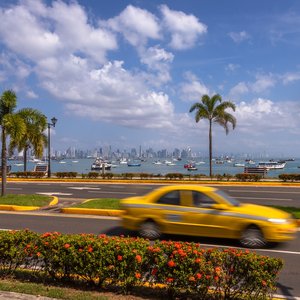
[10,108,47,172]
[0,90,26,196]
[189,94,236,177]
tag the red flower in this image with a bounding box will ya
[195,258,201,263]
[168,260,176,267]
[88,246,93,253]
[36,252,41,257]
[78,248,83,252]
[166,277,174,283]
[189,276,195,282]
[262,280,267,286]
[214,276,219,282]
[196,273,202,279]
[117,255,123,261]
[151,268,158,276]
[64,243,70,249]
[135,272,141,279]
[135,255,142,263]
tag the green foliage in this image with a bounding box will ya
[278,174,300,182]
[100,173,114,179]
[12,171,45,178]
[87,172,99,179]
[0,230,283,299]
[235,173,262,182]
[121,173,134,179]
[55,172,78,178]
[165,173,184,180]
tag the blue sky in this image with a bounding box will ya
[0,0,300,157]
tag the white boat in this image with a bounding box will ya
[257,161,286,169]
[153,161,162,165]
[72,160,79,163]
[59,161,66,164]
[234,163,245,167]
[119,158,128,164]
[91,158,112,171]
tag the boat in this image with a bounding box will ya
[72,160,79,163]
[187,166,197,171]
[91,158,112,171]
[127,162,141,167]
[119,158,128,164]
[257,161,286,170]
[153,161,162,165]
[234,163,245,167]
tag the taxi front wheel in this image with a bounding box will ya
[139,221,161,240]
[240,225,266,248]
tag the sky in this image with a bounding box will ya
[0,0,300,158]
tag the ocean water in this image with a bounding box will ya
[8,158,300,177]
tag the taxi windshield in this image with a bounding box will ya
[215,190,240,207]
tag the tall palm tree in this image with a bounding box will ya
[0,90,26,196]
[10,108,47,172]
[189,94,236,177]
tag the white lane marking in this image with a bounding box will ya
[88,191,137,195]
[68,187,101,190]
[234,196,292,201]
[37,192,73,196]
[7,188,22,190]
[229,189,300,194]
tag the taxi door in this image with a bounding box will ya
[182,190,235,238]
[153,189,192,235]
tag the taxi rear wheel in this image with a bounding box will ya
[240,225,266,248]
[139,221,161,240]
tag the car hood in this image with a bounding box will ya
[235,203,291,219]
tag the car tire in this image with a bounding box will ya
[139,221,161,240]
[240,225,266,248]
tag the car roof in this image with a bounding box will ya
[154,185,216,193]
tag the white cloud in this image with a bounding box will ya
[0,0,117,64]
[251,73,276,93]
[26,90,38,99]
[282,72,300,84]
[228,31,251,43]
[226,63,240,72]
[160,5,207,50]
[180,72,210,101]
[229,82,249,98]
[106,5,160,47]
[140,46,174,85]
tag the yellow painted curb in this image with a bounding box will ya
[0,196,58,211]
[61,207,123,216]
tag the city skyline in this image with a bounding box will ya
[0,1,300,157]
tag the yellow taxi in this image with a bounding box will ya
[120,185,297,248]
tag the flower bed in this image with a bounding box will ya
[0,230,283,299]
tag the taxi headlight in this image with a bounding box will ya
[268,218,288,224]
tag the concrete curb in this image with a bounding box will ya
[0,196,58,211]
[61,207,123,216]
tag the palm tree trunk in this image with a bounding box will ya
[23,146,28,172]
[209,119,212,177]
[1,127,7,196]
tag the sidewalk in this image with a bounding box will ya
[0,291,59,299]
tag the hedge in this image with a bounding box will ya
[0,230,283,299]
[279,174,300,182]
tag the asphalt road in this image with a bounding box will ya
[1,181,300,299]
[4,181,300,208]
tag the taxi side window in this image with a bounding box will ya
[157,190,180,205]
[192,191,215,208]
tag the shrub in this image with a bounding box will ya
[56,172,78,178]
[87,172,99,179]
[0,230,283,299]
[121,173,134,179]
[235,173,262,182]
[165,173,184,180]
[279,174,300,182]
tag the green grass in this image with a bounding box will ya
[0,194,52,206]
[0,279,108,300]
[73,198,121,210]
